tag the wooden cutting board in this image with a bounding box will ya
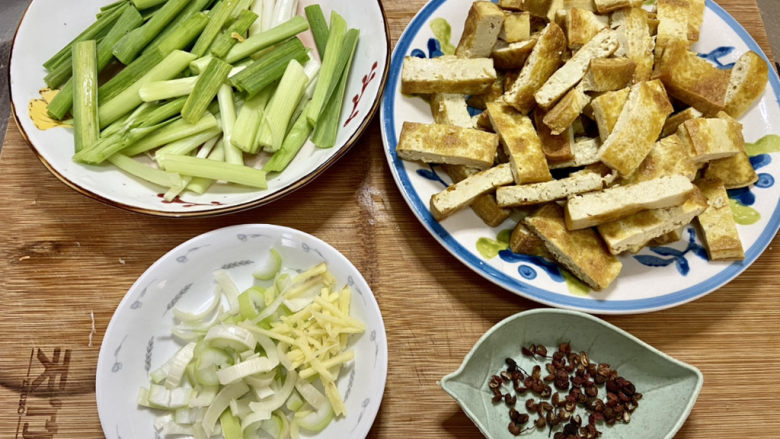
[0,1,777,438]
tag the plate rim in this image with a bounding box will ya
[379,0,780,314]
[94,223,389,438]
[8,0,392,218]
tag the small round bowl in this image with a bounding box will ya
[96,224,388,438]
[440,309,703,439]
[10,0,389,217]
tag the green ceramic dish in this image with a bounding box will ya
[440,309,703,439]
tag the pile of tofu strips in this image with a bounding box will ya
[396,0,770,290]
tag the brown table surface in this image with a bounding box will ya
[1,1,778,438]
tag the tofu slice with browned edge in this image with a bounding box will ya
[525,203,623,290]
[487,102,553,184]
[565,175,695,230]
[395,122,499,169]
[597,80,674,176]
[695,178,745,260]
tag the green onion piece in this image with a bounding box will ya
[182,57,233,124]
[304,5,329,59]
[311,29,359,148]
[143,0,212,54]
[231,85,272,153]
[99,50,196,128]
[191,0,241,57]
[74,119,173,164]
[157,154,267,188]
[264,102,313,173]
[219,409,243,439]
[306,12,347,126]
[256,60,308,152]
[71,40,100,153]
[217,84,242,165]
[99,0,128,17]
[43,2,126,71]
[248,0,266,36]
[148,11,210,55]
[108,153,185,189]
[225,15,308,64]
[123,112,219,156]
[210,10,258,59]
[98,48,166,103]
[138,96,188,128]
[163,135,220,200]
[113,0,190,64]
[155,128,222,158]
[186,139,225,194]
[131,0,168,9]
[139,76,198,102]
[230,37,308,96]
[47,4,144,120]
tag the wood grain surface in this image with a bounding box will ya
[1,1,778,438]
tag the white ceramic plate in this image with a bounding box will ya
[10,0,389,217]
[380,0,780,314]
[96,224,388,438]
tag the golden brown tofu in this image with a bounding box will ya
[502,12,531,42]
[580,58,636,92]
[430,164,515,220]
[655,40,730,115]
[456,1,506,58]
[590,87,630,142]
[621,134,700,185]
[703,114,758,189]
[662,107,703,138]
[695,178,745,260]
[443,165,512,227]
[542,85,592,136]
[597,188,708,255]
[598,80,674,176]
[396,122,500,169]
[724,51,770,119]
[401,56,497,95]
[615,7,654,83]
[525,203,623,290]
[678,118,744,164]
[566,8,608,50]
[503,23,567,114]
[487,102,553,184]
[594,0,643,14]
[491,38,538,69]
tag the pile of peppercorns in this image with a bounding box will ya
[488,342,642,438]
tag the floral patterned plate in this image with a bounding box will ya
[380,0,780,314]
[10,0,389,217]
[96,224,388,438]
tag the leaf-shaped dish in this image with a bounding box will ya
[440,309,703,439]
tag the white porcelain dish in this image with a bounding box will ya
[95,224,388,438]
[380,0,780,314]
[10,0,389,217]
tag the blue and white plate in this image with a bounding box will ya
[96,224,387,438]
[380,0,780,314]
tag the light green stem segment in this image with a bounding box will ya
[112,0,190,64]
[191,0,242,57]
[71,40,100,153]
[264,102,314,173]
[218,84,243,165]
[47,4,143,120]
[256,59,308,153]
[182,57,233,124]
[108,153,185,189]
[231,86,273,153]
[311,28,359,148]
[210,9,259,59]
[225,15,309,64]
[98,50,196,128]
[157,153,267,188]
[123,112,220,156]
[139,76,199,102]
[304,4,329,59]
[306,12,347,126]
